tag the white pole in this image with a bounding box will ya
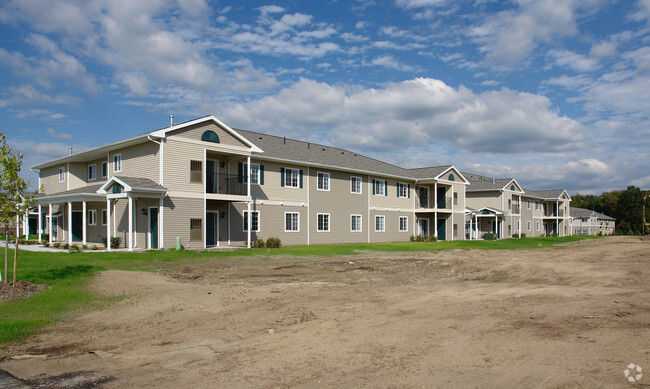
[48,204,52,245]
[38,204,42,242]
[128,196,133,251]
[106,199,111,251]
[247,156,251,248]
[82,201,87,245]
[67,202,72,245]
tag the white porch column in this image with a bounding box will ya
[128,196,133,251]
[451,212,454,241]
[48,204,52,245]
[247,155,252,249]
[106,198,111,251]
[67,202,72,245]
[38,204,42,242]
[159,196,164,249]
[23,214,27,237]
[434,182,438,209]
[469,215,473,240]
[15,215,19,240]
[556,200,560,236]
[82,201,87,245]
[434,211,438,239]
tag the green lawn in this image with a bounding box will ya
[0,235,597,344]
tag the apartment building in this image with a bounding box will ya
[463,173,572,239]
[31,115,469,250]
[570,207,616,235]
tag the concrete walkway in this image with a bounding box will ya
[0,241,63,253]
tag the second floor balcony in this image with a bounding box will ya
[206,173,248,196]
[416,196,452,210]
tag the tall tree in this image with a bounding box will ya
[0,134,35,284]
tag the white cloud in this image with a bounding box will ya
[394,0,451,9]
[0,85,80,107]
[368,55,415,71]
[471,0,578,67]
[590,41,617,58]
[546,49,600,72]
[46,128,73,139]
[220,77,584,155]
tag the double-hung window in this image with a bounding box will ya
[113,153,122,173]
[527,221,531,231]
[399,216,408,232]
[350,176,362,194]
[88,164,96,181]
[190,219,202,241]
[58,167,65,182]
[101,162,108,178]
[527,200,531,210]
[397,182,409,198]
[88,210,97,226]
[375,215,385,232]
[284,168,300,188]
[317,172,330,191]
[243,211,260,232]
[317,213,330,232]
[190,160,202,183]
[285,212,299,232]
[373,179,386,196]
[101,210,107,226]
[350,214,362,232]
[536,221,540,231]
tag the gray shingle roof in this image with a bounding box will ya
[461,172,515,192]
[236,128,454,180]
[571,207,616,221]
[523,189,567,200]
[114,176,167,192]
[37,184,105,198]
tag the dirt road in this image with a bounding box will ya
[1,236,648,388]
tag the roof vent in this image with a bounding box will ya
[169,114,174,127]
[283,137,286,144]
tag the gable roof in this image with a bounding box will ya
[98,176,167,195]
[462,172,523,193]
[235,128,468,182]
[523,189,571,201]
[571,207,616,221]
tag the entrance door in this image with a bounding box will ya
[71,211,82,242]
[418,187,429,208]
[28,217,37,235]
[437,218,446,241]
[417,218,429,237]
[51,217,58,241]
[206,212,219,247]
[437,187,446,209]
[206,160,218,194]
[149,207,159,249]
[491,220,501,239]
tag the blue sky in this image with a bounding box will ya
[1,0,649,194]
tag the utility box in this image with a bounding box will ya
[176,237,182,250]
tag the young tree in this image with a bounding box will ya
[0,133,35,285]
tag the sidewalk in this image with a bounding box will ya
[0,241,62,253]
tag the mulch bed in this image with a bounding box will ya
[0,280,49,303]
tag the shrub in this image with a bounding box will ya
[91,244,99,250]
[483,233,496,240]
[466,233,470,239]
[41,234,49,242]
[101,237,107,247]
[253,239,265,248]
[53,242,61,248]
[111,237,122,249]
[428,235,437,242]
[62,243,69,250]
[512,233,519,238]
[42,241,49,247]
[520,233,526,238]
[265,236,281,248]
[552,233,558,237]
[409,235,415,242]
[69,243,81,253]
[82,244,88,249]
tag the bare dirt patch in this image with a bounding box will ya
[1,236,649,388]
[0,280,48,303]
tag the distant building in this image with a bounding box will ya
[570,207,616,235]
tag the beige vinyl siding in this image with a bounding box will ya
[67,162,87,190]
[109,141,159,181]
[466,191,501,210]
[162,196,204,250]
[40,166,68,194]
[168,122,249,148]
[163,138,205,192]
[309,168,368,245]
[84,201,107,244]
[229,203,308,246]
[368,210,412,242]
[88,157,109,181]
[245,160,307,203]
[368,176,414,210]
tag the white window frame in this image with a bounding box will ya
[101,161,108,178]
[59,167,65,183]
[375,215,385,232]
[88,209,97,226]
[399,216,408,232]
[398,182,408,198]
[527,221,531,231]
[88,164,97,181]
[317,213,330,232]
[284,212,299,232]
[317,172,330,191]
[536,221,540,231]
[374,179,386,196]
[527,199,531,210]
[535,201,540,210]
[101,209,107,226]
[113,153,122,173]
[351,176,362,194]
[350,214,362,232]
[244,163,260,185]
[285,167,300,188]
[243,211,260,232]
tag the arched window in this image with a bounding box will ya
[112,184,122,193]
[448,173,455,181]
[511,185,515,191]
[201,130,220,143]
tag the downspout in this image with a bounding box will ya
[147,135,164,186]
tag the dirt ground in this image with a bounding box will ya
[0,236,648,388]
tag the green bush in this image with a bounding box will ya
[512,233,519,238]
[521,233,526,238]
[91,244,99,250]
[409,235,415,242]
[53,242,61,248]
[483,233,496,240]
[101,237,122,249]
[62,243,69,250]
[427,235,437,242]
[265,237,281,249]
[252,239,265,248]
[69,244,81,253]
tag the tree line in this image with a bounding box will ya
[571,186,648,235]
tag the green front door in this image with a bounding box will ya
[149,207,158,249]
[437,218,446,241]
[437,187,446,209]
[71,212,82,242]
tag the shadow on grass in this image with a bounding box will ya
[23,265,99,284]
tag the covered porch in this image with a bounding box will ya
[466,207,504,240]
